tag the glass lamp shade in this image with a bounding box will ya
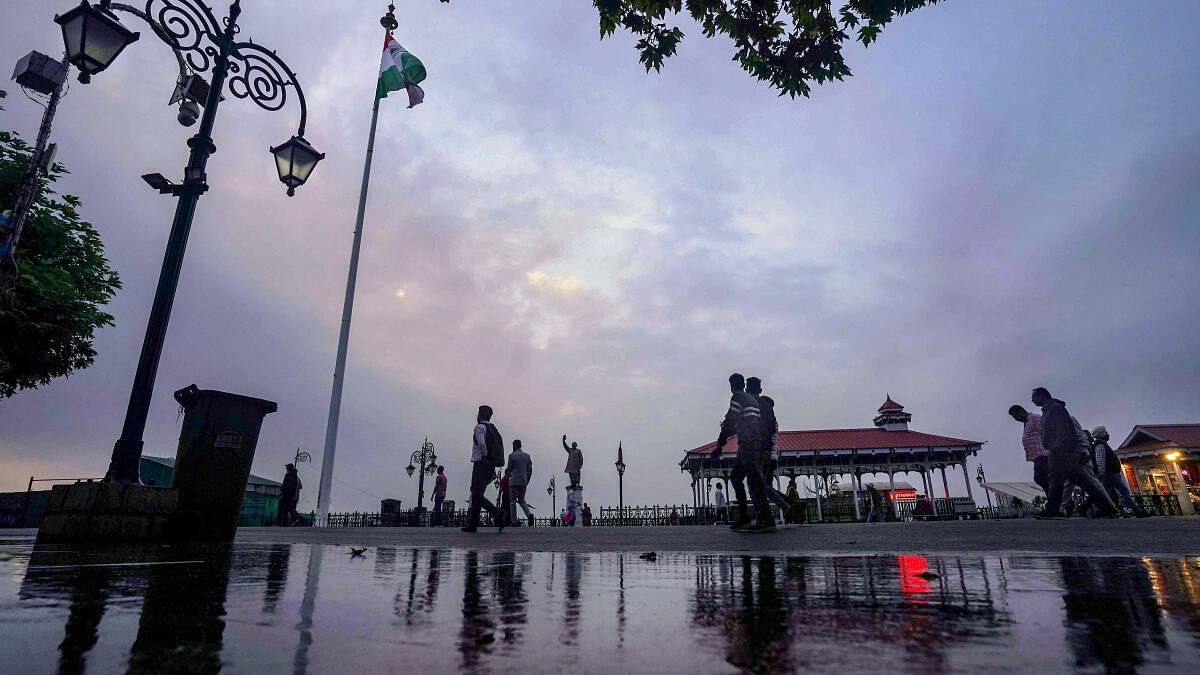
[405,464,415,477]
[54,1,140,83]
[546,485,554,495]
[269,135,324,196]
[615,461,626,476]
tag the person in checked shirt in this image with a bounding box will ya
[1009,404,1050,494]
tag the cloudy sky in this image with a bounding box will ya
[2,1,1198,513]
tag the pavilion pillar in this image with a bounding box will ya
[814,473,823,522]
[851,466,862,521]
[940,466,950,499]
[962,461,974,501]
[888,459,897,519]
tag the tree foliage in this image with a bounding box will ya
[1,90,122,397]
[445,1,942,97]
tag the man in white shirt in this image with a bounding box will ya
[713,483,728,521]
[463,405,506,532]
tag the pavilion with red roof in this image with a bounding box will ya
[680,396,985,521]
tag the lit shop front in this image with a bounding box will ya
[1117,425,1200,516]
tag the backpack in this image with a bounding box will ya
[483,423,505,467]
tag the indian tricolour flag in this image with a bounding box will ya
[377,33,426,108]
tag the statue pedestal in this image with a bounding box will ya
[566,486,583,526]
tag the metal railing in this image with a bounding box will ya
[307,492,1188,528]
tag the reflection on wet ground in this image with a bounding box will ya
[2,543,1200,674]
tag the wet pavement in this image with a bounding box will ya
[3,535,1200,673]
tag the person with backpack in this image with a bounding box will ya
[463,405,508,533]
[748,378,790,516]
[1090,426,1146,517]
[714,373,775,532]
[1030,388,1118,520]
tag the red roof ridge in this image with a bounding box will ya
[779,427,883,433]
[1137,423,1200,428]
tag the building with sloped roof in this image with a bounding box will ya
[140,455,284,526]
[681,396,984,520]
[1117,424,1200,515]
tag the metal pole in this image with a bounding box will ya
[618,473,623,527]
[105,7,240,484]
[316,89,382,520]
[2,56,68,282]
[417,456,426,510]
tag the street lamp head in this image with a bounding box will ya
[405,463,415,477]
[54,1,140,84]
[615,459,626,476]
[177,99,200,127]
[269,135,325,196]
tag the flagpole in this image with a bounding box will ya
[317,7,396,523]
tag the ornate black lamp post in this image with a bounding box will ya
[404,438,437,510]
[547,477,556,524]
[614,442,626,526]
[975,464,994,512]
[49,0,324,484]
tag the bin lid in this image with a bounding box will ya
[173,384,278,414]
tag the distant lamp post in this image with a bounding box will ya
[2,51,69,281]
[547,476,556,524]
[54,0,140,83]
[48,0,323,484]
[405,438,436,509]
[270,135,325,196]
[975,464,994,511]
[615,442,626,527]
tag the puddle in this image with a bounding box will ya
[2,543,1199,673]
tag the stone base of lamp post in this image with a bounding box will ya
[37,384,278,544]
[36,482,180,544]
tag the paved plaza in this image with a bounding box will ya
[212,517,1200,555]
[4,520,1200,673]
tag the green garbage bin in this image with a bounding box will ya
[171,384,278,542]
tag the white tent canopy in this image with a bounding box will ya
[980,481,1045,504]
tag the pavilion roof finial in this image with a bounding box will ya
[878,394,905,413]
[874,394,911,430]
